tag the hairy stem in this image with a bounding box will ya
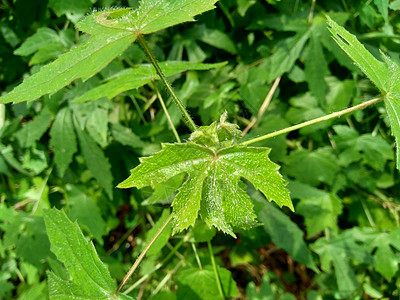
[207,241,224,299]
[117,212,174,293]
[137,34,197,132]
[241,97,383,146]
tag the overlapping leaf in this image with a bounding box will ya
[328,17,400,169]
[0,0,218,104]
[73,61,226,103]
[118,114,292,237]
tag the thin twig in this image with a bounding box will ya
[242,77,281,136]
[117,212,174,293]
[241,97,383,146]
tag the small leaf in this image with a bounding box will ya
[75,119,114,199]
[119,115,292,237]
[305,29,328,104]
[177,266,238,299]
[49,107,78,176]
[44,208,132,300]
[15,106,53,148]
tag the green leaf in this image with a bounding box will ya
[257,201,318,272]
[327,17,390,93]
[245,274,274,300]
[49,0,93,23]
[145,209,172,255]
[296,193,342,238]
[15,106,53,148]
[14,27,60,57]
[111,123,146,149]
[0,11,136,104]
[73,61,226,103]
[119,114,292,237]
[67,186,107,244]
[75,119,114,199]
[268,30,310,81]
[49,107,78,176]
[327,18,400,169]
[305,29,328,104]
[44,208,132,300]
[94,0,218,35]
[284,147,339,186]
[177,266,238,299]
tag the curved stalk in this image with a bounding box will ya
[207,241,224,299]
[241,97,383,146]
[117,212,174,293]
[137,35,197,132]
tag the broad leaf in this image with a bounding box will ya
[0,0,218,104]
[49,107,78,176]
[0,12,135,104]
[256,200,318,272]
[74,118,114,199]
[119,113,292,237]
[44,208,132,300]
[177,266,238,299]
[328,17,400,169]
[73,61,226,103]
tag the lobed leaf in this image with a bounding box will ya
[119,115,292,237]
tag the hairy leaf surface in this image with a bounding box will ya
[0,0,218,104]
[44,208,132,300]
[119,114,292,237]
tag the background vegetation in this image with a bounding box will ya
[0,0,399,299]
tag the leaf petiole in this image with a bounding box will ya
[137,34,197,132]
[241,97,383,146]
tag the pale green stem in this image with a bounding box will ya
[0,104,5,130]
[137,35,197,132]
[241,97,383,146]
[153,83,181,142]
[192,242,202,270]
[123,238,185,294]
[207,241,224,300]
[152,260,183,295]
[117,212,174,293]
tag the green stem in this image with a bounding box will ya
[241,97,383,146]
[207,241,224,300]
[123,238,186,294]
[153,82,181,142]
[117,212,174,293]
[137,35,197,132]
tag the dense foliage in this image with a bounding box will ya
[0,0,399,299]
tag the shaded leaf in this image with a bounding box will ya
[15,106,53,148]
[49,107,77,176]
[73,61,226,103]
[177,266,238,299]
[75,119,114,199]
[257,201,318,272]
